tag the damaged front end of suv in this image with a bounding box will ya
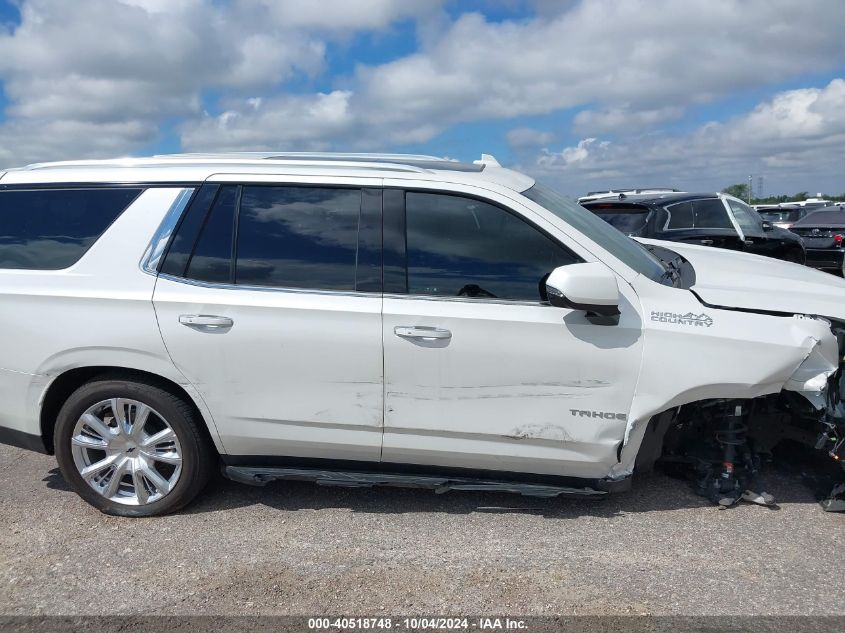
[655,325,845,511]
[626,240,845,511]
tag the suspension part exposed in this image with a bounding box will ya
[712,402,749,506]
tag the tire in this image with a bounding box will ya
[54,375,215,517]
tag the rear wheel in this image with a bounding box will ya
[54,377,214,517]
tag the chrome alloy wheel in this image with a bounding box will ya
[70,398,183,505]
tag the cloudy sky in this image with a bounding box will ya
[0,0,843,196]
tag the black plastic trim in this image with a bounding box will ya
[0,427,48,454]
[356,188,383,292]
[382,188,407,294]
[0,181,204,190]
[219,453,625,491]
[690,290,796,318]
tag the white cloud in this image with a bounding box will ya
[0,0,444,166]
[181,91,356,152]
[530,79,845,195]
[573,106,683,135]
[241,0,442,31]
[178,0,845,153]
[506,127,555,148]
[352,0,844,139]
[1,0,844,189]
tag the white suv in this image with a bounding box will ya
[0,153,843,516]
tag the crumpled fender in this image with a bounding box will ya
[609,311,839,480]
[783,322,840,408]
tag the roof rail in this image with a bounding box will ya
[20,156,432,174]
[156,151,446,162]
[19,152,485,174]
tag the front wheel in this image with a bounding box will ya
[54,376,214,517]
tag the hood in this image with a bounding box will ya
[637,237,845,321]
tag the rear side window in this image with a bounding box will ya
[405,191,580,301]
[236,186,361,290]
[665,199,732,230]
[185,186,237,283]
[0,188,142,270]
[160,184,364,291]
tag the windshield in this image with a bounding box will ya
[522,183,667,282]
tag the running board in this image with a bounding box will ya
[224,466,608,499]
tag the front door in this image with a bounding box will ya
[724,197,777,258]
[153,181,384,461]
[381,189,644,479]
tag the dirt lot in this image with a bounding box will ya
[0,444,843,616]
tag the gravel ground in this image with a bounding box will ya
[0,443,843,617]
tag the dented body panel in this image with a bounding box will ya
[382,283,643,478]
[613,272,841,478]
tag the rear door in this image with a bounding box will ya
[153,177,385,461]
[657,198,745,251]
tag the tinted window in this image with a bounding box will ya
[185,186,237,283]
[236,186,360,290]
[693,199,733,228]
[726,199,761,231]
[522,184,666,283]
[160,184,219,277]
[666,199,732,229]
[665,202,693,229]
[406,192,579,301]
[0,188,142,270]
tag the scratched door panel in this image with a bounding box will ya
[155,278,384,460]
[382,286,643,478]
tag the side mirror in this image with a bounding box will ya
[545,262,621,317]
[761,221,774,231]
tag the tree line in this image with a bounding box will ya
[721,183,845,205]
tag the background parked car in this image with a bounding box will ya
[756,204,806,229]
[582,192,806,264]
[756,201,844,229]
[788,206,845,275]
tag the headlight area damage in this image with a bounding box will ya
[630,317,845,512]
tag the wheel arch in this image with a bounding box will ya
[39,366,222,455]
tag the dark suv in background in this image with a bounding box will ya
[582,192,806,264]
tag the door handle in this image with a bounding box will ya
[394,326,452,341]
[179,314,234,329]
[744,239,754,245]
[700,239,714,245]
